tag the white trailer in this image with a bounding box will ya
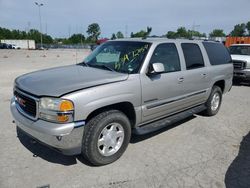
[0,39,36,49]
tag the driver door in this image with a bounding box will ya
[140,43,187,123]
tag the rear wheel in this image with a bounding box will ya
[82,110,131,166]
[204,86,222,116]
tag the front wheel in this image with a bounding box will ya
[82,110,131,166]
[204,86,222,116]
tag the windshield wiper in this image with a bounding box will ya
[78,61,89,67]
[90,64,116,72]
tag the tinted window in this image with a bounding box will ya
[203,42,232,65]
[149,43,181,73]
[181,43,204,70]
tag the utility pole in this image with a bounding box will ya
[35,2,44,49]
[68,25,71,38]
[125,25,128,38]
[191,22,200,39]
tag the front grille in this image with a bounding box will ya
[14,90,37,118]
[233,60,246,70]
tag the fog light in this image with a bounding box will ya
[57,115,69,122]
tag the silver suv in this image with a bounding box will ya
[11,39,233,165]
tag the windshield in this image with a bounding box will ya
[82,41,151,74]
[229,45,250,55]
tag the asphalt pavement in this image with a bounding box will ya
[0,49,249,188]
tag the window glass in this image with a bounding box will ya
[203,42,232,65]
[149,43,181,73]
[83,41,151,74]
[229,45,250,56]
[96,46,121,63]
[181,43,204,70]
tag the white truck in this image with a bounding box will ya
[229,44,250,81]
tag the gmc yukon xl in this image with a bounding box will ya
[11,39,233,165]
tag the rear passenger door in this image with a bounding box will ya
[179,43,211,106]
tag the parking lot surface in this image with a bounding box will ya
[0,49,249,188]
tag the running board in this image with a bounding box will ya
[133,104,206,135]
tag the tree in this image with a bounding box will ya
[131,30,147,38]
[166,27,189,38]
[176,27,189,38]
[165,27,205,39]
[188,30,206,38]
[166,31,176,39]
[146,26,152,37]
[111,33,116,40]
[0,27,13,39]
[209,29,226,37]
[246,21,250,36]
[230,23,246,37]
[67,34,85,44]
[27,29,41,43]
[87,23,101,42]
[131,26,152,38]
[0,27,54,44]
[116,31,124,39]
[42,34,53,44]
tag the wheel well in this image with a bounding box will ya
[214,80,225,93]
[86,102,136,128]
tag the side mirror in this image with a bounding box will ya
[147,63,165,75]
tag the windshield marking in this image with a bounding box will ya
[120,44,149,64]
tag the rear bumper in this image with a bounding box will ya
[233,69,250,79]
[10,98,85,155]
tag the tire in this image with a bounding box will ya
[82,110,131,166]
[204,86,222,116]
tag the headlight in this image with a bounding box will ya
[39,97,74,123]
[246,62,250,69]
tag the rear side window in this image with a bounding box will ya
[181,43,204,70]
[203,42,232,65]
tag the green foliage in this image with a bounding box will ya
[146,27,152,36]
[0,27,53,44]
[42,34,53,44]
[230,23,246,37]
[176,27,189,38]
[116,31,124,39]
[67,34,85,44]
[111,33,116,40]
[166,31,176,39]
[0,27,14,39]
[87,23,101,42]
[131,30,146,38]
[209,29,226,37]
[246,21,250,36]
[166,27,206,39]
[131,26,152,38]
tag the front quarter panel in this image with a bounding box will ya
[63,74,141,122]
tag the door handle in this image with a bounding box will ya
[201,73,207,78]
[178,77,184,83]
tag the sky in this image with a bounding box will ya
[0,0,250,38]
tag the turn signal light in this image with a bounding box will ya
[59,100,74,111]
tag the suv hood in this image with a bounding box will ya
[15,65,128,97]
[231,54,250,63]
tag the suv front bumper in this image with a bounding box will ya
[234,69,250,79]
[10,98,85,155]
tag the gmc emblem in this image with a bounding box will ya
[16,96,26,107]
